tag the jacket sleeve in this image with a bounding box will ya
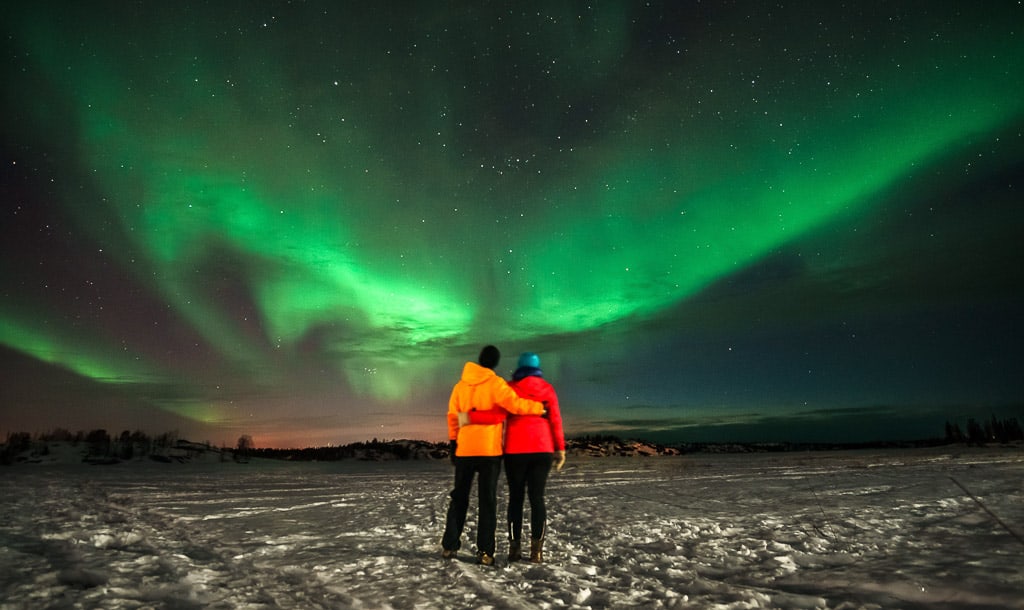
[544,388,566,451]
[447,386,461,441]
[467,408,508,425]
[493,378,545,415]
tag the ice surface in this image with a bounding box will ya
[1,446,1022,609]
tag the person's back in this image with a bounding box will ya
[505,374,562,455]
[502,353,565,563]
[448,361,510,457]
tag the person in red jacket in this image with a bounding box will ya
[460,351,565,563]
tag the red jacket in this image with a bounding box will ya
[467,372,565,454]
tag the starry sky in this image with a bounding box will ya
[2,2,1022,448]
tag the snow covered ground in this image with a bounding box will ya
[1,446,1021,609]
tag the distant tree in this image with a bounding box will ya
[1,432,32,465]
[1005,417,1024,442]
[41,428,74,442]
[236,435,253,462]
[965,418,986,446]
[944,421,965,443]
[153,431,178,453]
[118,430,134,460]
[984,415,1023,443]
[85,429,111,456]
[5,431,32,450]
[130,430,151,456]
[985,415,999,443]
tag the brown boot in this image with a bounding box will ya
[508,541,522,562]
[477,551,495,566]
[529,538,544,563]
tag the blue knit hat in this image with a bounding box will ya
[517,352,541,369]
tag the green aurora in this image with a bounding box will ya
[2,2,1022,445]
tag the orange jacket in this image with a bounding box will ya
[448,362,545,457]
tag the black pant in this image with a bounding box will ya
[504,452,553,543]
[442,456,502,555]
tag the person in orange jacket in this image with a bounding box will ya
[441,345,546,565]
[459,351,565,563]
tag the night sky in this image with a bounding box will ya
[2,2,1022,448]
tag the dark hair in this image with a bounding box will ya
[478,345,500,369]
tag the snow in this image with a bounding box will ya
[1,445,1022,609]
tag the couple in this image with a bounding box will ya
[441,345,566,566]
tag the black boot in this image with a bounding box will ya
[508,540,522,562]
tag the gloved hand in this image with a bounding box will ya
[554,450,566,471]
[449,440,457,464]
[457,411,470,427]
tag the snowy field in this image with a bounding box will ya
[1,446,1022,610]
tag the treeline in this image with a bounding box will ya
[945,415,1023,445]
[0,428,228,465]
[4,416,1021,465]
[249,438,448,462]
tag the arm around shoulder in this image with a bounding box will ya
[494,379,545,415]
[466,409,507,425]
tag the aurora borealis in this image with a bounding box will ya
[2,2,1022,448]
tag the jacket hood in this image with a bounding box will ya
[512,366,543,382]
[460,361,497,385]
